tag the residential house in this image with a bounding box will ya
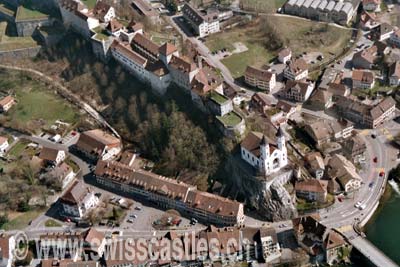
[352,45,378,69]
[284,58,308,80]
[92,1,115,22]
[46,163,76,190]
[360,11,379,30]
[250,92,277,114]
[304,119,353,147]
[327,154,362,193]
[283,80,315,102]
[240,129,288,176]
[260,228,281,263]
[60,180,99,218]
[131,0,159,23]
[95,160,244,226]
[39,147,66,166]
[372,22,394,41]
[335,96,396,128]
[0,136,9,154]
[319,67,344,91]
[308,89,333,110]
[362,0,381,12]
[352,69,375,89]
[292,215,351,264]
[75,129,121,161]
[244,66,276,92]
[82,228,106,258]
[342,135,367,163]
[0,234,15,267]
[390,29,400,47]
[276,100,298,120]
[389,61,400,86]
[304,152,325,179]
[278,48,292,64]
[0,96,15,112]
[327,83,350,97]
[182,3,220,38]
[295,179,328,202]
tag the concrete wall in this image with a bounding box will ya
[0,46,40,60]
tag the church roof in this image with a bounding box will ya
[240,131,278,158]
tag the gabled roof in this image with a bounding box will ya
[110,40,147,66]
[106,19,123,33]
[324,229,347,250]
[295,179,328,194]
[245,66,274,82]
[352,69,374,83]
[0,96,14,107]
[169,55,197,73]
[286,58,308,75]
[158,42,177,56]
[132,33,160,57]
[60,180,92,205]
[39,147,63,161]
[92,1,113,21]
[240,131,277,157]
[76,128,121,157]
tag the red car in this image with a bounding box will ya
[338,197,343,202]
[373,157,378,163]
[379,171,385,177]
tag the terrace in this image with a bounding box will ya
[216,111,243,127]
[92,26,111,41]
[15,5,48,21]
[210,91,229,105]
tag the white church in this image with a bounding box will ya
[240,128,288,176]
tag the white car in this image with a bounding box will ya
[359,204,367,210]
[354,201,362,209]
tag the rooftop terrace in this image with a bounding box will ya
[216,111,242,127]
[210,91,229,105]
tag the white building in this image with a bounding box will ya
[240,129,288,176]
[182,4,220,38]
[260,229,281,263]
[39,147,66,166]
[0,137,9,155]
[92,1,115,23]
[389,61,400,86]
[278,48,292,64]
[284,58,308,81]
[75,128,122,161]
[60,181,99,218]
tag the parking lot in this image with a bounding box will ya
[88,185,203,231]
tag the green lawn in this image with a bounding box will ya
[1,210,43,230]
[15,5,48,21]
[205,15,352,78]
[0,70,81,133]
[8,140,29,158]
[0,22,38,51]
[217,111,242,127]
[240,0,286,13]
[81,0,97,9]
[205,23,274,78]
[92,26,110,41]
[210,91,229,104]
[44,219,62,227]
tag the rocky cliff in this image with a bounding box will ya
[225,155,298,221]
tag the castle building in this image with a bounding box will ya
[240,128,288,176]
